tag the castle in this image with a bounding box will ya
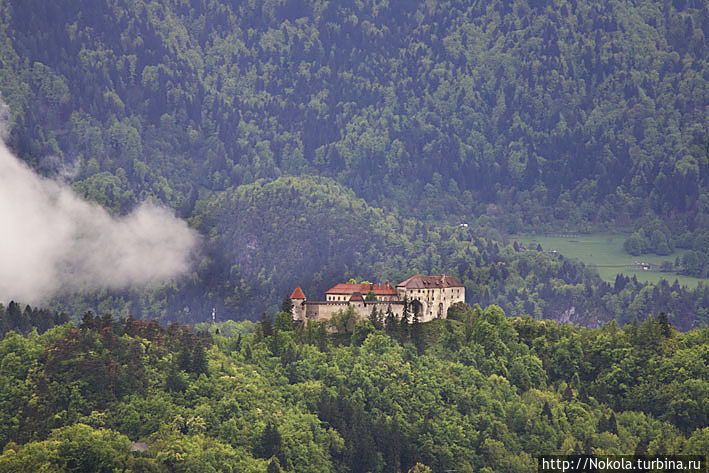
[290,275,465,323]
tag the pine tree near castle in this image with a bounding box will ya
[281,296,293,315]
[369,306,381,330]
[411,309,423,353]
[384,305,396,336]
[399,296,410,342]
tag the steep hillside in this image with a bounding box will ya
[1,0,706,230]
[0,0,707,325]
[184,176,707,329]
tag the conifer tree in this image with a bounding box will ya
[80,310,96,331]
[259,421,283,460]
[261,312,273,337]
[281,295,293,315]
[411,309,423,353]
[369,306,380,330]
[305,321,316,345]
[598,414,607,433]
[384,304,396,336]
[281,343,296,368]
[270,328,280,355]
[607,412,618,435]
[177,347,191,372]
[192,345,208,375]
[165,367,187,392]
[399,307,409,342]
[317,322,328,352]
[294,321,305,344]
[658,312,672,338]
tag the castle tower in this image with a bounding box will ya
[396,274,465,322]
[290,286,306,322]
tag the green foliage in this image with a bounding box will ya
[257,421,283,461]
[329,306,357,335]
[0,302,68,337]
[281,296,294,316]
[624,233,648,256]
[624,220,676,258]
[3,0,706,231]
[274,311,294,333]
[0,0,707,331]
[0,305,707,471]
[351,320,375,347]
[186,176,708,328]
[0,424,137,473]
[0,3,708,465]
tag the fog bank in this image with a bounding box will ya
[0,141,199,304]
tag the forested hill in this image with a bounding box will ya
[38,175,706,329]
[0,0,707,324]
[1,0,707,230]
[0,308,707,472]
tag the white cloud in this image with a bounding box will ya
[0,141,199,304]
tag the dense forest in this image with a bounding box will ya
[0,305,706,472]
[1,1,707,470]
[191,176,709,329]
[36,176,707,329]
[2,0,707,229]
[0,0,707,320]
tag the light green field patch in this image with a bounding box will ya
[516,232,707,288]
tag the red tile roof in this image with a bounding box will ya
[290,286,306,299]
[326,282,398,296]
[396,274,463,289]
[349,292,364,302]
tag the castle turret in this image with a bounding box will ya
[290,286,306,321]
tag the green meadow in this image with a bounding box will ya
[516,232,707,288]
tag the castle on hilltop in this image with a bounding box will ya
[290,275,465,323]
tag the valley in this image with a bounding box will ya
[517,232,706,287]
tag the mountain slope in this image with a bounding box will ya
[0,0,707,325]
[1,0,706,228]
[183,176,706,329]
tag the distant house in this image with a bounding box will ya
[291,274,465,323]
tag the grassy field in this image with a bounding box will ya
[516,232,707,288]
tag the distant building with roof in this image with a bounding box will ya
[290,275,465,323]
[325,282,399,302]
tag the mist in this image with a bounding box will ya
[0,141,200,304]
